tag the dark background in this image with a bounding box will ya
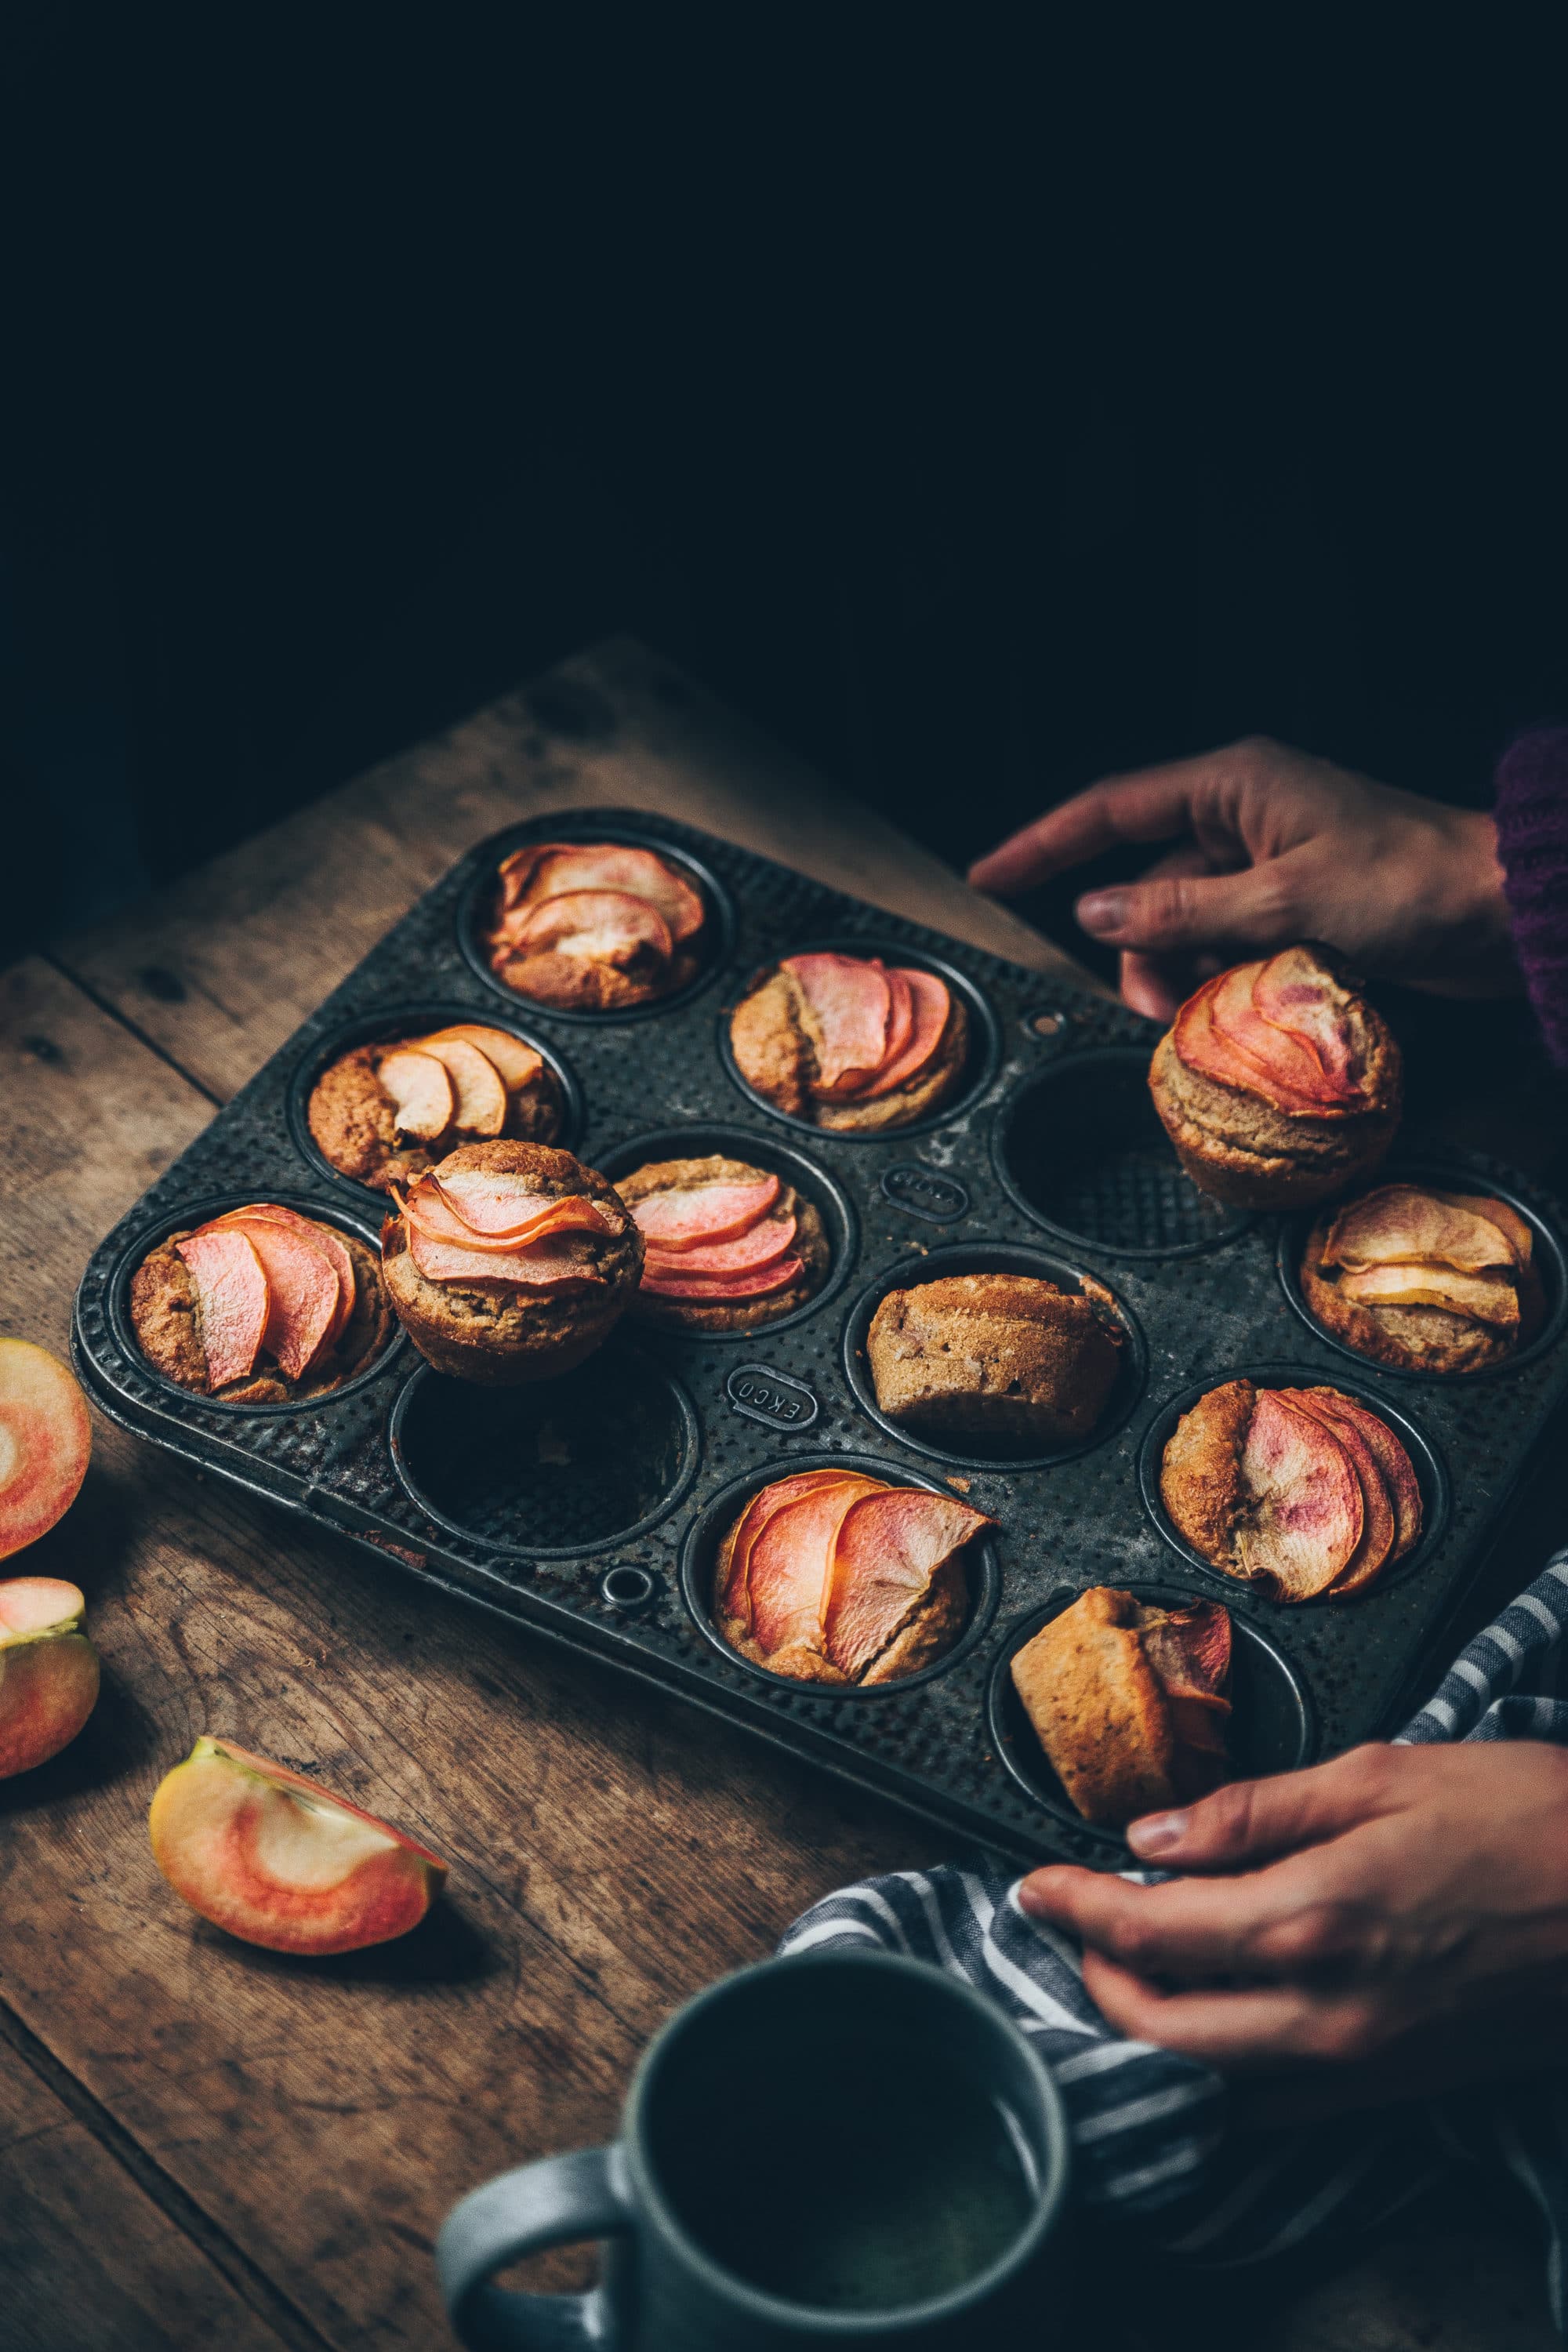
[8,20,1566,977]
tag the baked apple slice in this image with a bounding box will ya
[501,844,704,942]
[716,1469,851,1632]
[1236,1389,1363,1599]
[173,1227,270,1390]
[148,1737,447,1955]
[1285,1391,1396,1593]
[859,970,952,1098]
[0,1576,100,1777]
[746,1475,884,1658]
[1336,1261,1521,1330]
[640,1255,805,1301]
[784,953,893,1094]
[213,1208,356,1352]
[1323,1185,1521,1275]
[641,1215,796,1277]
[419,1025,545,1094]
[512,889,674,967]
[1301,1388,1421,1562]
[0,1340,93,1559]
[631,1177,780,1250]
[822,1490,990,1678]
[376,1047,456,1141]
[214,1216,343,1381]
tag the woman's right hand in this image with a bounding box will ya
[967,737,1516,1022]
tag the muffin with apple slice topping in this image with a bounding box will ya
[380,1141,642,1383]
[130,1204,394,1404]
[1149,946,1400,1208]
[308,1021,564,1194]
[713,1469,994,1686]
[485,841,708,1011]
[616,1154,830,1334]
[1301,1181,1540,1374]
[729,952,971,1132]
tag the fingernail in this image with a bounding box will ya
[1127,1810,1189,1856]
[1076,889,1127,936]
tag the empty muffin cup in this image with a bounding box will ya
[993,1047,1250,1258]
[718,937,1001,1142]
[286,1000,584,1206]
[679,1451,1002,1697]
[841,1243,1145,1470]
[390,1343,699,1556]
[456,819,735,1023]
[1137,1362,1450,1602]
[986,1584,1315,1847]
[1277,1162,1568,1381]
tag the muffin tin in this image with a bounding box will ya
[71,809,1568,1866]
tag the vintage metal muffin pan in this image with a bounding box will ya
[71,808,1568,1865]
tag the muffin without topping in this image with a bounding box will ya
[866,1272,1122,1449]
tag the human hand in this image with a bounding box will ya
[968,737,1514,1020]
[1018,1743,1568,2089]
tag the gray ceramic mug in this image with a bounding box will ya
[437,1948,1073,2349]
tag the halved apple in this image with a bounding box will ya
[173,1227,270,1390]
[631,1177,780,1250]
[376,1047,456,1141]
[1237,1388,1362,1598]
[0,1576,100,1777]
[148,1737,448,1955]
[783,953,892,1093]
[0,1340,93,1559]
[416,1040,507,1138]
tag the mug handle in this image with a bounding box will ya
[437,2143,632,2349]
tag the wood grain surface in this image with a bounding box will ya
[2,643,1552,2350]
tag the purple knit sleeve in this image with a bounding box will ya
[1493,725,1568,1068]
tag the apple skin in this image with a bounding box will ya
[148,1738,448,1955]
[0,1339,93,1560]
[0,1576,100,1777]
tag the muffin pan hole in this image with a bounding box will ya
[106,1191,404,1416]
[285,1000,584,1207]
[1137,1362,1450,1602]
[595,1123,858,1340]
[717,936,1001,1142]
[840,1242,1145,1471]
[678,1451,1002,1698]
[390,1345,699,1557]
[993,1047,1250,1259]
[986,1584,1315,1848]
[1277,1161,1568,1381]
[456,819,735,1025]
[601,1564,658,1609]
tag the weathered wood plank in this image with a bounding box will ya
[52,637,1099,1103]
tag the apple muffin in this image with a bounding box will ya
[1160,1377,1421,1600]
[1149,947,1401,1208]
[483,841,707,1011]
[130,1203,395,1404]
[1010,1587,1232,1828]
[712,1468,994,1686]
[729,952,970,1132]
[866,1272,1122,1449]
[1301,1181,1539,1374]
[307,1021,563,1193]
[380,1140,642,1384]
[615,1154,830,1334]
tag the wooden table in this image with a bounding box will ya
[2,641,1553,2350]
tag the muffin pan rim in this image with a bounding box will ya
[677,1448,1004,1702]
[593,1120,860,1342]
[1135,1359,1453,1606]
[1276,1159,1568,1382]
[455,818,738,1025]
[715,933,1004,1143]
[387,1343,703,1560]
[991,1043,1258,1261]
[838,1238,1148,1472]
[105,1187,408,1418]
[985,1581,1317,1849]
[283,996,587,1210]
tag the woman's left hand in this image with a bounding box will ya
[1019,1743,1568,2091]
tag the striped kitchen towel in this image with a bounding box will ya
[780,1552,1568,2329]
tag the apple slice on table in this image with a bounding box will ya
[376,1047,456,1141]
[716,1469,853,1632]
[513,889,673,967]
[859,969,952,1098]
[631,1177,779,1251]
[149,1737,448,1955]
[822,1490,992,1678]
[419,1025,544,1094]
[412,1039,507,1138]
[1236,1388,1363,1599]
[746,1475,884,1658]
[783,953,892,1094]
[0,1340,92,1559]
[174,1227,270,1390]
[0,1577,100,1777]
